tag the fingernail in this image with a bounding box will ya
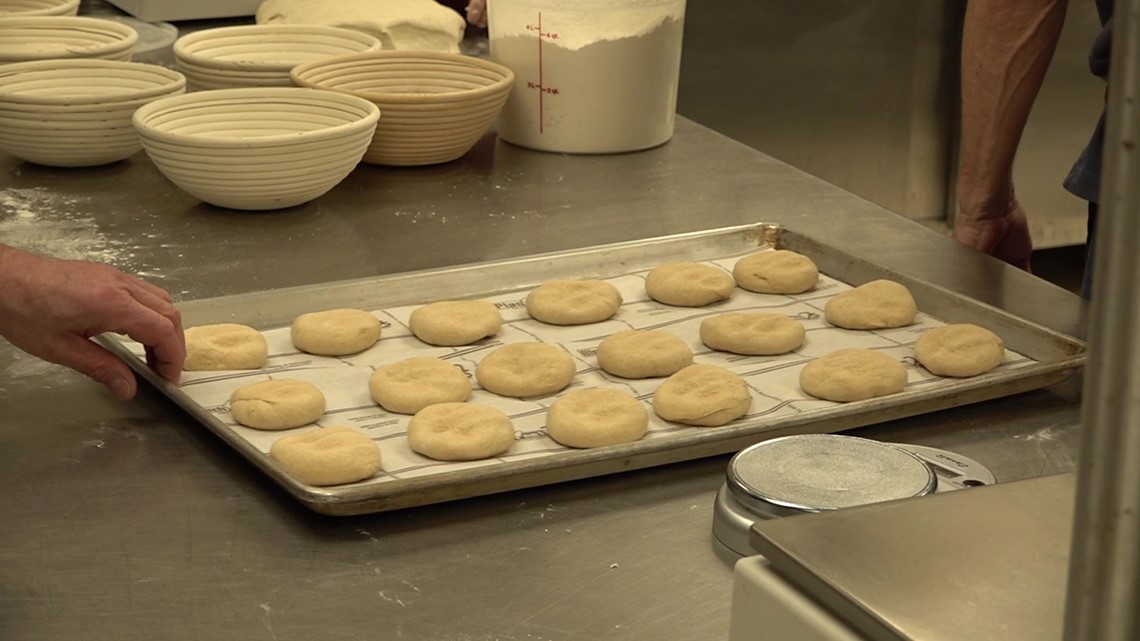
[110,378,133,400]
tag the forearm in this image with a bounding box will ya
[958,0,1067,219]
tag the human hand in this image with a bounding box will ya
[953,189,1033,271]
[466,0,487,27]
[0,245,185,400]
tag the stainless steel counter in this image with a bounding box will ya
[0,118,1087,641]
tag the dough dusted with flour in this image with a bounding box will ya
[546,388,648,448]
[700,313,805,355]
[291,308,382,356]
[256,0,466,53]
[645,262,734,307]
[369,356,471,414]
[652,364,752,427]
[596,330,693,379]
[526,279,623,325]
[230,379,326,430]
[409,300,502,346]
[825,280,917,330]
[914,323,1005,377]
[184,323,268,371]
[407,402,515,460]
[732,250,819,294]
[476,342,576,397]
[270,426,381,486]
[799,348,907,402]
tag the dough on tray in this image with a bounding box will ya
[270,426,382,486]
[652,364,752,427]
[369,356,472,414]
[644,261,735,307]
[732,250,819,294]
[184,323,268,371]
[596,329,693,379]
[546,388,648,448]
[230,379,327,430]
[525,279,623,325]
[475,342,576,397]
[824,279,917,330]
[257,0,466,53]
[409,300,502,346]
[799,348,907,402]
[291,308,382,356]
[700,312,805,356]
[914,323,1005,377]
[407,402,515,461]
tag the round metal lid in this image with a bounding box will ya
[727,434,937,516]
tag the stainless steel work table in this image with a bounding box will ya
[0,118,1086,641]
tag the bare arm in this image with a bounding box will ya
[0,244,185,400]
[953,0,1068,270]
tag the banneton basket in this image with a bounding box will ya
[0,0,79,16]
[291,51,514,166]
[0,16,137,63]
[132,87,380,211]
[174,24,381,91]
[0,58,185,166]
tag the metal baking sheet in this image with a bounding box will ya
[99,223,1086,515]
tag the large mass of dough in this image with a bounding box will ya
[652,364,752,427]
[913,323,1005,377]
[546,388,648,448]
[475,342,576,397]
[184,323,268,371]
[407,402,515,461]
[409,300,502,346]
[270,426,382,486]
[256,0,466,53]
[596,329,693,378]
[291,308,382,356]
[644,261,735,307]
[824,279,917,330]
[525,279,623,325]
[799,348,907,402]
[700,312,805,356]
[732,249,819,294]
[230,379,327,430]
[369,356,472,414]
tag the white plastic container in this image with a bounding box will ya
[488,0,685,154]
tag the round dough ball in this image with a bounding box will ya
[407,402,515,461]
[410,300,502,346]
[546,389,649,448]
[645,262,734,307]
[230,379,326,430]
[525,279,623,325]
[700,313,805,355]
[184,323,268,371]
[824,279,918,329]
[652,364,752,427]
[269,426,381,486]
[799,348,907,402]
[914,323,1005,377]
[596,330,693,379]
[369,356,472,414]
[476,342,576,397]
[732,250,820,294]
[291,308,381,356]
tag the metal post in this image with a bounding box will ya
[1063,1,1140,640]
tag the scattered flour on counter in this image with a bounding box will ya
[0,187,134,268]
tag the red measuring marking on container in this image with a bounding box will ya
[525,12,560,133]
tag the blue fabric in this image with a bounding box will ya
[1062,0,1113,204]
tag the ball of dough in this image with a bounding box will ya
[645,262,734,307]
[184,323,268,371]
[291,308,382,356]
[732,250,820,294]
[269,426,381,486]
[799,348,907,402]
[410,300,502,346]
[476,342,576,398]
[407,402,515,461]
[230,379,326,430]
[652,364,752,427]
[914,323,1005,377]
[824,279,918,329]
[700,313,805,355]
[369,356,472,414]
[546,388,649,448]
[596,330,693,379]
[525,279,623,325]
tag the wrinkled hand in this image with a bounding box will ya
[466,0,487,27]
[953,192,1033,272]
[0,246,185,400]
